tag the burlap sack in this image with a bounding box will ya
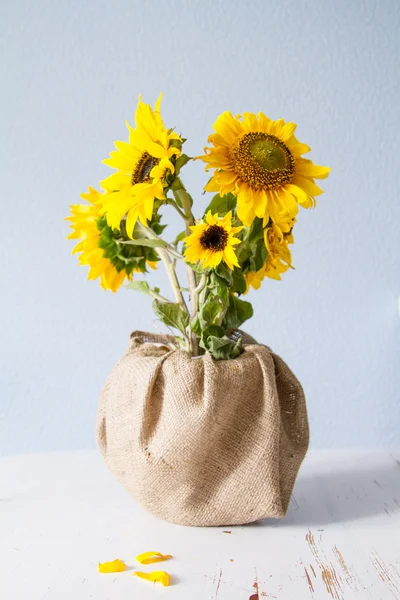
[96,331,309,526]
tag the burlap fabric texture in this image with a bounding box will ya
[96,330,309,526]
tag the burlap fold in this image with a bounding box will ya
[96,331,309,526]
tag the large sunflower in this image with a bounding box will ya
[201,111,330,227]
[66,187,157,292]
[99,94,181,237]
[184,211,243,270]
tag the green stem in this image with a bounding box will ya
[173,184,195,226]
[172,182,198,305]
[148,288,170,304]
[117,235,183,262]
[192,274,206,317]
[171,180,200,355]
[136,222,189,314]
[166,198,188,220]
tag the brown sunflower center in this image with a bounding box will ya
[231,132,295,190]
[200,225,228,251]
[132,152,160,184]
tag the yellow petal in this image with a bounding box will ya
[223,245,239,269]
[146,261,158,270]
[253,188,268,219]
[280,121,297,141]
[292,174,324,197]
[285,183,312,208]
[133,571,170,586]
[213,111,243,145]
[100,171,131,192]
[136,551,173,565]
[204,177,220,192]
[98,559,126,573]
[289,141,311,157]
[125,206,139,238]
[154,92,163,114]
[296,160,331,180]
[145,141,169,159]
[215,170,237,186]
[242,111,259,131]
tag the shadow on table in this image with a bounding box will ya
[255,458,400,528]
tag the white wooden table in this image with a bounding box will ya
[1,450,400,599]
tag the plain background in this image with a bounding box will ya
[1,0,399,455]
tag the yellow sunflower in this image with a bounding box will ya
[184,211,243,270]
[264,222,293,280]
[245,221,294,291]
[66,187,128,292]
[99,94,181,237]
[201,111,330,227]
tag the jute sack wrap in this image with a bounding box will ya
[96,331,309,526]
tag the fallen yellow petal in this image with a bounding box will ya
[133,571,170,586]
[136,551,173,565]
[98,558,127,573]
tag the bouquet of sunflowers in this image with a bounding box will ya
[66,94,329,360]
[67,95,329,526]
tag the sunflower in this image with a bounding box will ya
[99,94,181,237]
[245,221,294,291]
[66,187,158,292]
[66,187,128,292]
[184,211,243,270]
[200,111,330,227]
[264,222,293,280]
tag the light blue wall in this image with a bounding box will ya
[1,0,399,454]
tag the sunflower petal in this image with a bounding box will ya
[145,141,169,159]
[292,175,324,197]
[204,177,220,192]
[296,161,331,179]
[136,552,173,565]
[133,571,170,586]
[98,559,126,573]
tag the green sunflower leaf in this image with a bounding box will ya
[173,230,186,246]
[190,314,202,336]
[118,238,167,249]
[208,272,230,306]
[174,154,191,175]
[152,300,190,335]
[205,193,237,217]
[199,325,243,360]
[126,281,152,296]
[186,261,207,274]
[231,268,247,294]
[237,217,268,273]
[223,294,254,329]
[168,136,184,150]
[215,262,233,286]
[151,222,167,235]
[199,298,224,329]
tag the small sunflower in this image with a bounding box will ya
[66,187,128,292]
[99,94,181,237]
[201,111,330,227]
[184,211,243,270]
[66,187,158,292]
[264,222,293,280]
[245,222,294,291]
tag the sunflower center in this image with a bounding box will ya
[231,132,295,190]
[200,225,228,251]
[132,152,160,184]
